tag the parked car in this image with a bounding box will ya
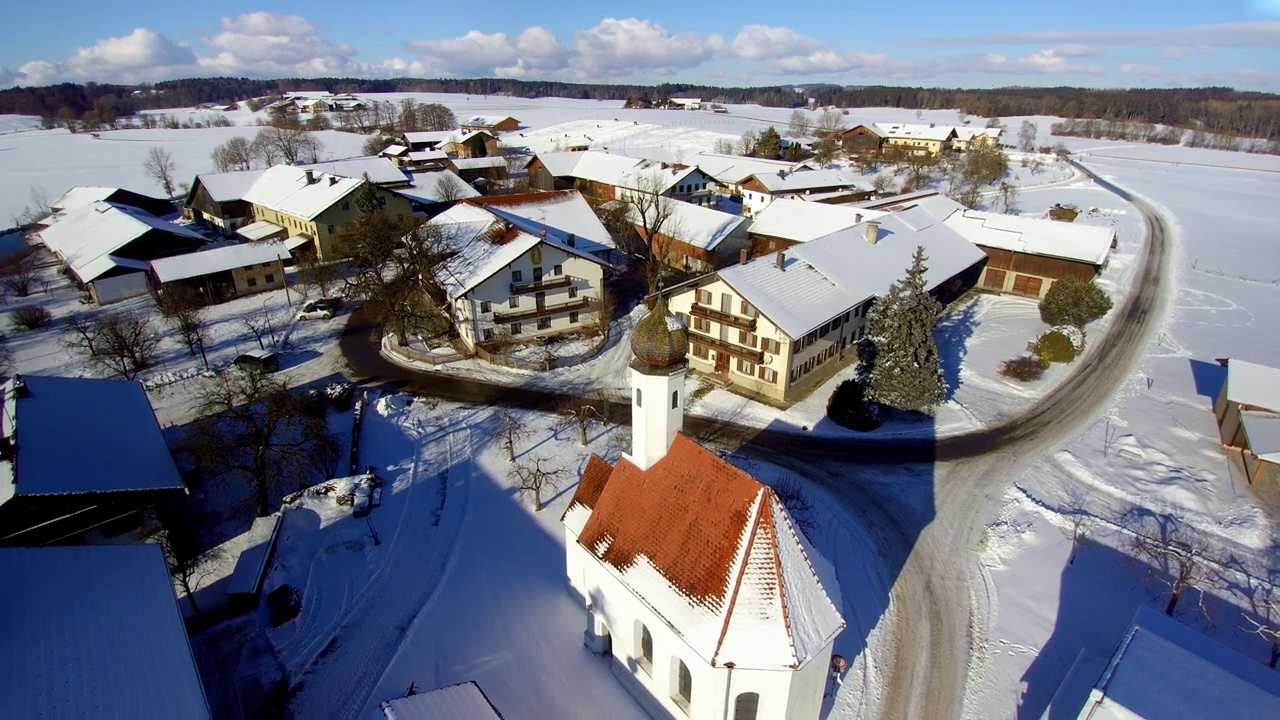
[312,297,344,312]
[233,349,280,373]
[297,300,333,321]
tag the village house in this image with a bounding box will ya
[0,375,188,545]
[737,169,873,217]
[148,240,290,304]
[1214,358,1280,485]
[689,152,806,199]
[460,115,520,133]
[48,185,174,218]
[37,200,205,304]
[379,144,450,172]
[1044,606,1280,718]
[471,190,617,261]
[666,207,986,403]
[629,199,750,273]
[745,199,888,258]
[665,97,703,110]
[3,544,211,718]
[951,126,1002,151]
[390,169,481,214]
[402,129,499,158]
[447,156,509,190]
[527,151,716,207]
[839,124,884,155]
[842,123,965,156]
[426,195,612,352]
[563,300,844,719]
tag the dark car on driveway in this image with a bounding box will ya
[233,349,280,373]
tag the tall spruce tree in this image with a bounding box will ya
[866,246,945,413]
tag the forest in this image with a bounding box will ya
[1,77,1277,140]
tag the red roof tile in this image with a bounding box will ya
[562,455,615,522]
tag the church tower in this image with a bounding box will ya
[625,295,689,471]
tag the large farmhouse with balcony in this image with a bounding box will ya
[667,207,986,403]
[842,123,995,155]
[426,194,613,352]
[563,300,844,719]
[526,151,716,207]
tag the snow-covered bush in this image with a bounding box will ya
[1032,329,1079,364]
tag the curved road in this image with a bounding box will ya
[337,161,1171,717]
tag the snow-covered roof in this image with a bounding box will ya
[746,168,868,194]
[530,151,586,177]
[1,375,185,502]
[1239,411,1280,463]
[1,544,211,719]
[150,240,289,283]
[954,127,1002,141]
[242,166,363,221]
[872,122,958,142]
[717,206,987,338]
[475,190,616,254]
[630,200,746,251]
[394,170,481,205]
[692,152,799,186]
[573,434,844,670]
[299,156,409,187]
[226,514,282,596]
[381,144,409,156]
[407,150,449,163]
[38,201,205,282]
[1076,606,1280,719]
[461,115,516,128]
[852,189,943,211]
[531,150,700,194]
[449,156,507,170]
[235,219,287,242]
[941,207,1115,265]
[194,169,266,203]
[1225,358,1280,413]
[375,681,502,719]
[402,130,455,146]
[49,186,119,212]
[749,199,888,243]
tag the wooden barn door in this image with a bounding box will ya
[1012,274,1043,297]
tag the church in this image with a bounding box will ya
[562,296,846,720]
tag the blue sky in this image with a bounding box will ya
[2,2,1278,90]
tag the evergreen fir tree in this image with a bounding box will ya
[865,246,945,413]
[754,126,783,158]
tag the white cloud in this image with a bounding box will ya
[1051,43,1104,58]
[572,18,717,77]
[764,50,925,79]
[725,25,826,60]
[2,29,199,86]
[939,49,1105,75]
[405,26,568,77]
[909,21,1280,48]
[200,12,365,76]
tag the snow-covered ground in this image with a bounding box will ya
[967,145,1280,717]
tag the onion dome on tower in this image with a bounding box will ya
[630,294,688,369]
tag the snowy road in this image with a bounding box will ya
[754,161,1172,719]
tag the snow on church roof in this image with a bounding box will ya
[574,434,844,669]
[1,544,211,719]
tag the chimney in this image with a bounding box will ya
[739,248,749,264]
[865,221,880,244]
[776,252,786,270]
[304,169,315,185]
[566,233,576,248]
[328,176,337,186]
[855,213,863,223]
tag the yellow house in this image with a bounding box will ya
[241,166,412,261]
[875,123,958,155]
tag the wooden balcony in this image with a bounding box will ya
[493,297,590,323]
[510,276,572,294]
[688,330,764,363]
[690,303,756,331]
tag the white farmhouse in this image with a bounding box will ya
[427,194,612,351]
[562,298,845,719]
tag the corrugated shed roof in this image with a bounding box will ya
[150,240,289,283]
[942,207,1115,265]
[749,198,888,243]
[38,201,204,282]
[718,207,986,337]
[0,544,211,719]
[376,681,502,719]
[402,130,455,146]
[49,186,117,212]
[1,375,185,497]
[1226,359,1280,413]
[235,220,287,242]
[575,434,843,669]
[242,166,362,220]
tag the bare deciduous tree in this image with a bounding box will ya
[812,134,841,167]
[997,181,1019,213]
[1242,592,1280,668]
[296,256,345,299]
[738,129,758,156]
[63,312,162,380]
[787,109,811,138]
[621,172,684,293]
[253,126,324,165]
[1057,488,1097,565]
[242,314,271,350]
[593,286,615,340]
[144,146,177,198]
[210,136,255,172]
[559,401,603,446]
[433,172,471,203]
[0,248,41,297]
[711,138,737,155]
[1129,514,1217,616]
[155,285,208,365]
[510,456,566,511]
[182,369,340,517]
[496,410,531,463]
[871,173,897,196]
[1018,120,1038,152]
[815,110,846,136]
[770,476,816,536]
[11,186,52,227]
[155,518,223,616]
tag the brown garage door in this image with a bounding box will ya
[983,268,1007,290]
[1011,274,1043,297]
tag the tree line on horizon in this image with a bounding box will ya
[1,76,1277,140]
